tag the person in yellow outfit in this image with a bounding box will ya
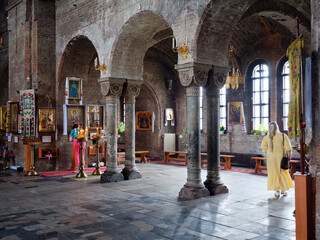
[261,121,294,198]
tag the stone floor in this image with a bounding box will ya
[0,163,296,240]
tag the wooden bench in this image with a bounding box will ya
[289,159,310,178]
[117,151,149,165]
[201,154,234,169]
[163,151,188,165]
[252,157,267,173]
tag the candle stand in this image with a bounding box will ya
[75,134,87,178]
[92,134,102,175]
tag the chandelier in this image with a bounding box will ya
[226,45,245,90]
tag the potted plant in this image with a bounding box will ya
[118,121,125,144]
[179,134,188,152]
[5,150,15,169]
[259,124,267,135]
[220,126,226,135]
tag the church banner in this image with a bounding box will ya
[19,89,36,136]
[286,36,303,139]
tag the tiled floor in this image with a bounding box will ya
[0,163,296,240]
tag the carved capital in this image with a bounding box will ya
[98,77,126,97]
[208,65,228,89]
[125,80,142,104]
[100,81,110,96]
[175,62,211,87]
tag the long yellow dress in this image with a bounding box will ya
[261,132,294,191]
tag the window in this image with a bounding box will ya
[220,85,227,128]
[200,87,203,130]
[278,59,290,131]
[250,61,270,130]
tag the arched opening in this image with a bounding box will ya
[56,35,102,170]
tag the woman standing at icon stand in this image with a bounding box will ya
[70,124,86,173]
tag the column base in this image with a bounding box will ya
[204,179,229,195]
[178,185,210,200]
[100,171,124,183]
[121,168,142,180]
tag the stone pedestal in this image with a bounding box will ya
[179,184,210,200]
[100,171,124,183]
[121,168,142,180]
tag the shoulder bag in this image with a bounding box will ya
[281,134,290,170]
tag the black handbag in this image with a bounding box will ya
[281,134,290,170]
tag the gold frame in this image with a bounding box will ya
[136,111,153,131]
[86,105,104,129]
[38,108,56,133]
[0,106,7,131]
[67,78,81,100]
[228,102,243,124]
[10,102,19,133]
[67,105,85,135]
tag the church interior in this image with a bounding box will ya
[0,0,319,239]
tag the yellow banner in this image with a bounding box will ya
[286,37,303,139]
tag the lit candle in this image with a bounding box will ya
[172,37,175,48]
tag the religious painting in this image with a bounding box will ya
[67,105,85,134]
[164,108,175,127]
[67,78,81,100]
[228,102,242,124]
[10,102,19,133]
[38,108,56,133]
[136,111,154,131]
[0,106,7,131]
[86,105,103,129]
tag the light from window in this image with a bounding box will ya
[252,63,269,130]
[282,61,290,131]
[220,85,226,128]
[200,87,203,130]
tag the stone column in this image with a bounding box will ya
[204,66,229,195]
[122,80,142,180]
[176,62,211,200]
[99,78,125,183]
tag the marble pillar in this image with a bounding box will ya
[204,86,228,195]
[122,82,142,180]
[99,79,125,183]
[178,85,210,200]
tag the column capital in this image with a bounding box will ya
[175,62,212,87]
[98,77,126,97]
[125,80,143,104]
[207,65,229,89]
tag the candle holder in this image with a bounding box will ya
[92,134,102,175]
[75,130,88,178]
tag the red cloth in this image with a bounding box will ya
[72,139,86,167]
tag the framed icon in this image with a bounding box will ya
[67,105,85,135]
[67,78,81,100]
[0,106,7,131]
[87,105,104,129]
[10,102,19,133]
[39,108,56,132]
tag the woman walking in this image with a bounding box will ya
[261,122,294,198]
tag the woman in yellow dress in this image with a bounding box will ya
[261,122,294,198]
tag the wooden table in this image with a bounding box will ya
[201,153,234,169]
[252,157,267,173]
[163,151,188,165]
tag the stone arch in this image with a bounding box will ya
[109,10,173,81]
[56,35,102,170]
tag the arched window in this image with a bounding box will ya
[277,58,289,131]
[220,85,227,128]
[200,87,203,130]
[249,61,270,130]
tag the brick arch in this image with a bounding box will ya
[109,10,172,81]
[57,35,99,86]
